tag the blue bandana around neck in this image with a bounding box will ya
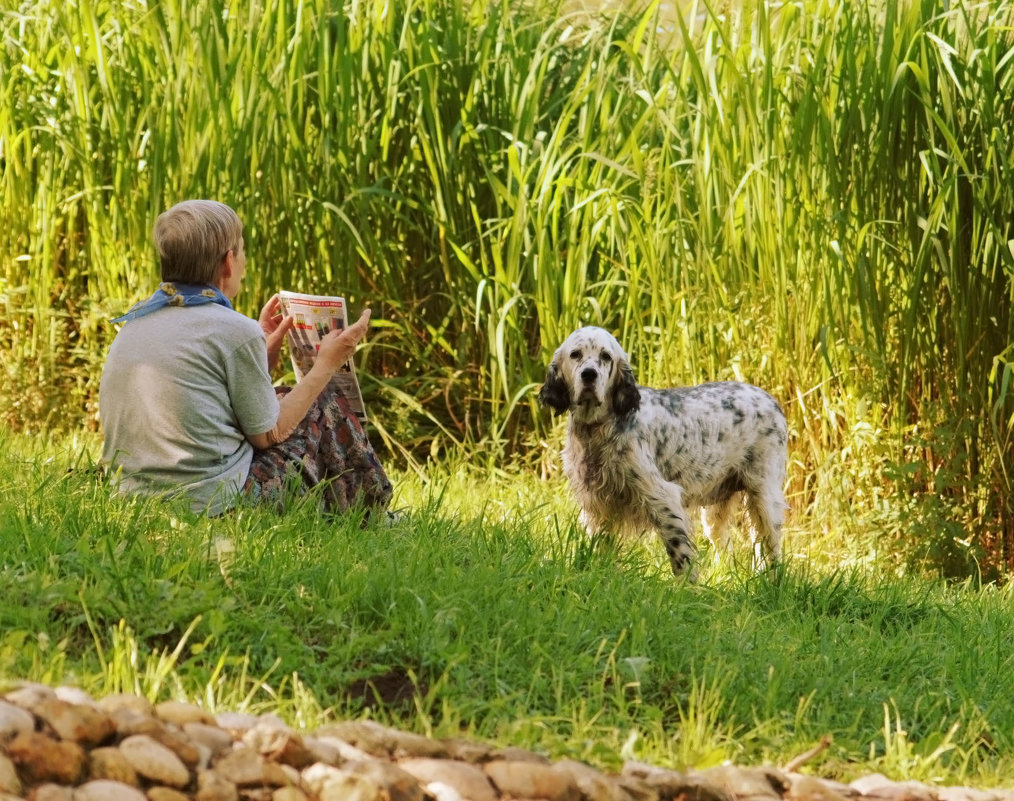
[111,282,233,324]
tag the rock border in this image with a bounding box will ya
[1,683,1011,801]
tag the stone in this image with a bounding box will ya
[301,763,347,795]
[244,721,315,768]
[6,730,87,785]
[216,712,286,735]
[146,724,204,769]
[87,745,140,784]
[278,762,303,786]
[788,773,854,801]
[440,738,495,764]
[52,687,95,707]
[694,765,790,799]
[72,778,148,801]
[301,735,344,766]
[850,775,895,794]
[96,695,155,718]
[0,700,36,742]
[184,721,235,762]
[148,788,193,801]
[189,738,214,773]
[320,721,394,755]
[490,745,553,764]
[195,768,240,801]
[938,789,1007,801]
[624,761,732,801]
[156,700,217,727]
[308,767,383,801]
[213,744,276,786]
[851,776,936,801]
[107,708,165,738]
[5,683,56,710]
[613,773,662,801]
[0,753,22,795]
[860,784,937,801]
[398,756,498,801]
[556,758,640,801]
[33,697,115,748]
[425,782,466,801]
[25,783,73,801]
[118,733,191,787]
[318,720,448,759]
[484,759,582,801]
[309,734,373,764]
[342,759,426,801]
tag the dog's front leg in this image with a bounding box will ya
[577,508,601,538]
[644,479,697,578]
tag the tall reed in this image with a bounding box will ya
[2,0,1012,576]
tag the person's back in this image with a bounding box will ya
[99,198,392,518]
[100,301,278,515]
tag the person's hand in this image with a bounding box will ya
[316,308,372,373]
[258,295,294,371]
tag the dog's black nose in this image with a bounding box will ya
[581,367,597,384]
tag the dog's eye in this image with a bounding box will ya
[600,352,612,363]
[569,350,581,360]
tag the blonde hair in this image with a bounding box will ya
[153,200,243,284]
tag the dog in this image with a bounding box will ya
[538,326,788,578]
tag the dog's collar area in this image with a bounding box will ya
[571,398,605,422]
[571,417,610,435]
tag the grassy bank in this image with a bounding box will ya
[2,433,1013,787]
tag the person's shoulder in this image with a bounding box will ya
[211,305,265,344]
[203,303,261,330]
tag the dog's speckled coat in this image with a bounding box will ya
[539,327,788,577]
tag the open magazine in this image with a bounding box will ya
[277,290,368,422]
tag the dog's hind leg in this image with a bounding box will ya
[744,487,786,570]
[701,497,737,559]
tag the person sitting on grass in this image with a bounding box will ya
[99,198,393,517]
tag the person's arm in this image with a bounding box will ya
[247,308,372,449]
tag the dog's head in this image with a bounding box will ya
[538,326,640,423]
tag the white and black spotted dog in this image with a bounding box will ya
[538,326,788,578]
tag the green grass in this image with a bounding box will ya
[3,0,1014,782]
[3,431,1013,787]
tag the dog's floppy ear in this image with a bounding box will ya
[538,362,571,416]
[612,361,640,417]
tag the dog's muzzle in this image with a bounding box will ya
[577,367,602,405]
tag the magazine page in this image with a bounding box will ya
[277,290,367,422]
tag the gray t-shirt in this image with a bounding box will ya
[99,302,280,515]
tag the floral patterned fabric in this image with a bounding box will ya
[242,384,392,515]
